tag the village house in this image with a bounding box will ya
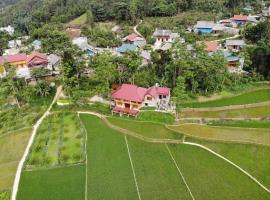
[0,25,15,36]
[116,43,137,55]
[111,84,170,116]
[122,33,146,47]
[225,40,245,52]
[0,51,60,80]
[140,50,151,66]
[230,15,258,25]
[31,40,42,50]
[72,37,96,56]
[197,41,220,54]
[153,29,182,49]
[8,39,22,49]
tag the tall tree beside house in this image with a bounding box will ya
[2,64,21,108]
[116,51,142,85]
[90,53,117,96]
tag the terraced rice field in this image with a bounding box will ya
[16,114,270,200]
[0,129,31,194]
[180,105,270,118]
[168,124,270,145]
[181,88,270,108]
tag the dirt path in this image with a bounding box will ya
[12,86,62,200]
[133,20,143,37]
[213,34,240,42]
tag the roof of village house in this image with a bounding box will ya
[197,41,219,52]
[141,50,151,60]
[0,54,27,65]
[111,84,170,102]
[26,52,48,66]
[117,43,137,53]
[153,29,172,37]
[232,15,248,21]
[48,54,61,65]
[125,33,138,41]
[225,40,245,46]
[194,21,216,29]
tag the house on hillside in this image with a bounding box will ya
[231,15,249,25]
[123,33,146,47]
[153,29,182,49]
[140,50,151,66]
[72,37,96,56]
[26,52,48,68]
[225,40,245,52]
[116,43,137,54]
[197,41,220,54]
[0,25,14,36]
[48,54,61,73]
[111,84,171,116]
[8,40,22,49]
[194,21,220,34]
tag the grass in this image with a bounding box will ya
[107,117,183,140]
[68,13,87,26]
[187,137,270,189]
[169,144,270,200]
[137,111,175,124]
[26,113,85,169]
[0,190,10,200]
[17,165,86,200]
[208,120,270,129]
[180,105,270,118]
[180,88,270,108]
[0,129,31,191]
[168,124,270,145]
[80,114,139,200]
[127,137,191,199]
[51,102,111,115]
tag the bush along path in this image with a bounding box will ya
[78,111,270,195]
[11,86,62,200]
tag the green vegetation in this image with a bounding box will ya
[0,191,10,200]
[169,144,270,199]
[137,111,175,124]
[187,137,270,188]
[80,114,138,200]
[17,165,86,200]
[181,89,270,108]
[168,124,270,145]
[108,117,182,140]
[180,105,270,118]
[0,129,31,192]
[127,137,191,199]
[51,103,111,115]
[26,113,85,169]
[209,120,270,129]
[68,13,87,26]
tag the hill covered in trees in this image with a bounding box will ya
[0,0,263,33]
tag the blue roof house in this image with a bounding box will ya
[116,43,137,54]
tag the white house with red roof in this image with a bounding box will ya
[111,84,170,116]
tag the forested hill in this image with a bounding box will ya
[0,0,262,33]
[0,0,20,8]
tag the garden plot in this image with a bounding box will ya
[26,113,85,169]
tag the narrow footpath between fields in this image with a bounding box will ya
[12,86,62,200]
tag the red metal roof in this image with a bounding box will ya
[198,41,219,52]
[232,15,248,21]
[26,51,48,67]
[0,54,27,65]
[112,84,170,102]
[126,33,138,42]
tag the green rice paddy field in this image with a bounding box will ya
[16,114,270,200]
[181,88,270,108]
[180,105,270,118]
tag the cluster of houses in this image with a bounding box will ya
[0,51,61,81]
